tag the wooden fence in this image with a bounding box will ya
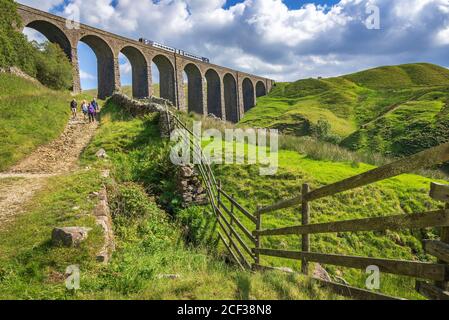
[171,112,449,300]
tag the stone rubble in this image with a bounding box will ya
[176,164,208,207]
[51,227,91,247]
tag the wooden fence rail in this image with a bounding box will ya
[254,210,449,237]
[170,111,449,300]
[257,142,449,215]
[254,248,448,281]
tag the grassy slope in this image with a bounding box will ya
[0,100,339,300]
[208,140,448,299]
[240,63,449,157]
[0,74,71,171]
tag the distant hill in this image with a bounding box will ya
[240,63,449,157]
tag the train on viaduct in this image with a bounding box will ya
[17,4,274,123]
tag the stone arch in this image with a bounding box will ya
[79,34,116,99]
[256,81,267,97]
[224,73,238,123]
[242,78,255,112]
[152,54,176,105]
[120,46,149,98]
[184,63,204,114]
[205,69,222,118]
[25,20,72,59]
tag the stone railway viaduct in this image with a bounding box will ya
[18,4,274,122]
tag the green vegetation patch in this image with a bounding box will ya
[0,170,104,299]
[0,74,71,171]
[241,63,449,158]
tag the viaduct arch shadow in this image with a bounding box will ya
[205,69,222,118]
[242,78,255,112]
[184,63,203,114]
[25,20,72,59]
[80,35,115,99]
[153,55,176,105]
[120,46,149,98]
[256,81,267,97]
[224,73,238,123]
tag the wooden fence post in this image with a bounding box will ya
[217,180,221,207]
[230,193,235,243]
[301,183,310,275]
[419,182,449,299]
[437,202,449,291]
[254,206,262,270]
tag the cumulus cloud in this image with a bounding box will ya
[17,0,449,80]
[119,59,132,76]
[80,69,96,80]
[18,0,65,11]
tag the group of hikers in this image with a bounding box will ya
[70,98,100,123]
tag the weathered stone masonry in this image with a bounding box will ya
[17,4,275,123]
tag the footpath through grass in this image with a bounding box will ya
[0,99,340,300]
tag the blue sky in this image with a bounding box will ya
[224,0,340,9]
[20,0,449,91]
[36,0,343,89]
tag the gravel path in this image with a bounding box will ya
[0,115,98,226]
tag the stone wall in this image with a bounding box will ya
[110,93,175,137]
[93,187,115,264]
[111,94,208,207]
[0,66,40,84]
[177,164,208,207]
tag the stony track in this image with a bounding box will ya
[0,115,98,227]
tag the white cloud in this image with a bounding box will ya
[119,60,132,76]
[80,69,96,80]
[17,0,65,11]
[17,0,449,81]
[23,28,47,42]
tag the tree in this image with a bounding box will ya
[0,0,36,76]
[34,42,72,90]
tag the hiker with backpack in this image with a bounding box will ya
[91,98,100,119]
[70,99,77,119]
[81,100,89,121]
[88,102,96,123]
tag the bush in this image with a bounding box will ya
[177,206,218,248]
[310,119,342,144]
[110,182,160,220]
[33,42,72,90]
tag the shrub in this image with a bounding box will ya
[33,42,72,90]
[110,182,160,220]
[177,206,218,248]
[310,119,342,144]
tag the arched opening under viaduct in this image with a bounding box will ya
[205,69,222,119]
[24,20,72,59]
[79,35,116,99]
[152,55,176,105]
[256,81,267,97]
[184,63,203,115]
[224,73,239,123]
[242,78,255,112]
[120,46,149,99]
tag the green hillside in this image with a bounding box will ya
[0,74,70,171]
[240,63,449,157]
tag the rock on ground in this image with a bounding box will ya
[51,227,91,247]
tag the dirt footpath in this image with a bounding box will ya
[0,115,98,226]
